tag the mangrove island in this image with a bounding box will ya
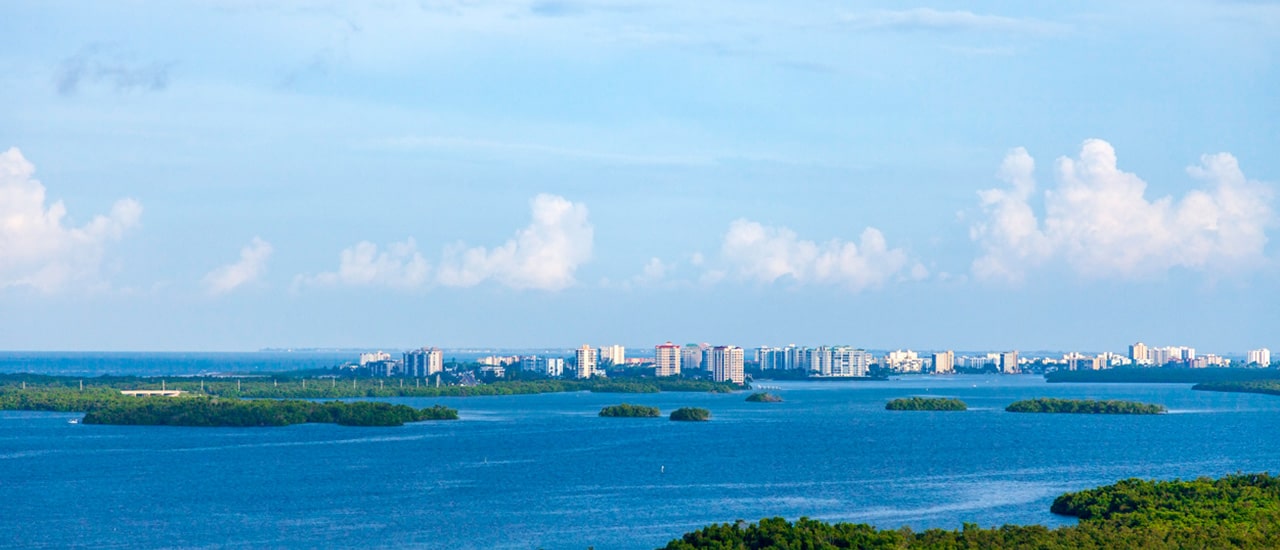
[885,397,967,411]
[670,407,711,422]
[598,403,661,417]
[1005,398,1166,415]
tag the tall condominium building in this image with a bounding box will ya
[544,357,565,377]
[681,344,706,371]
[810,346,834,376]
[885,350,923,373]
[655,342,682,376]
[599,345,626,366]
[757,347,788,370]
[708,345,745,385]
[1248,348,1272,367]
[1129,342,1150,365]
[360,351,392,366]
[1000,351,1019,374]
[785,345,809,371]
[831,347,870,377]
[932,351,955,374]
[403,347,443,377]
[575,345,598,379]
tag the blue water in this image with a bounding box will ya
[4,369,1280,549]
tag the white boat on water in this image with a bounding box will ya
[67,418,79,424]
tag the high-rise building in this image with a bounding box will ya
[403,347,443,377]
[1129,342,1150,365]
[575,345,598,379]
[599,345,626,366]
[1000,351,1019,374]
[708,345,745,384]
[655,342,681,377]
[1248,348,1272,367]
[360,351,392,366]
[832,347,870,377]
[544,357,565,377]
[785,345,809,371]
[810,346,833,376]
[885,350,923,373]
[757,347,787,370]
[932,351,955,374]
[681,344,706,371]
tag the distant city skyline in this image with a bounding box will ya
[2,2,1276,352]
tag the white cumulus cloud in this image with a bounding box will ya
[971,139,1275,282]
[0,147,142,292]
[298,238,430,290]
[436,194,593,291]
[203,237,273,295]
[717,219,925,291]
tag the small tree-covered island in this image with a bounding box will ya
[598,403,661,417]
[665,473,1280,549]
[670,407,711,421]
[1006,398,1166,415]
[885,397,967,411]
[745,392,783,403]
[0,388,457,427]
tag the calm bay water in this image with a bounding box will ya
[4,357,1280,549]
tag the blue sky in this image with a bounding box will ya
[1,1,1277,353]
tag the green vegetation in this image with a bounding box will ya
[885,397,966,411]
[665,473,1280,549]
[1005,398,1166,415]
[0,373,737,400]
[1047,367,1280,384]
[1193,380,1280,397]
[669,407,710,421]
[598,403,661,417]
[745,392,783,403]
[0,387,456,427]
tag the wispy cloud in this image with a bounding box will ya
[55,44,175,95]
[0,147,142,292]
[204,237,273,295]
[295,238,430,290]
[971,139,1276,282]
[364,135,714,167]
[841,8,1067,34]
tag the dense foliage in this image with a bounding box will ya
[885,397,966,411]
[1005,398,1166,415]
[0,388,456,426]
[82,398,457,427]
[665,474,1280,549]
[745,392,783,403]
[0,373,737,399]
[598,403,661,417]
[1046,367,1280,384]
[1193,380,1280,397]
[669,407,711,421]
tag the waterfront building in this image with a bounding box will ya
[1248,348,1272,367]
[785,345,809,371]
[1129,342,1150,365]
[359,351,391,366]
[932,351,955,374]
[655,342,681,377]
[681,344,706,371]
[599,345,626,366]
[757,347,788,370]
[810,346,833,376]
[544,357,565,377]
[708,345,745,384]
[885,350,923,373]
[832,347,870,377]
[1000,351,1019,374]
[575,345,598,379]
[403,347,443,377]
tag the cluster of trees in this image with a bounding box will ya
[665,474,1280,549]
[1006,398,1166,415]
[0,373,738,400]
[82,397,457,427]
[745,392,783,403]
[670,407,711,421]
[1193,380,1280,397]
[0,387,457,427]
[885,397,967,411]
[598,403,661,417]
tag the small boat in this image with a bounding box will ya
[68,418,80,424]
